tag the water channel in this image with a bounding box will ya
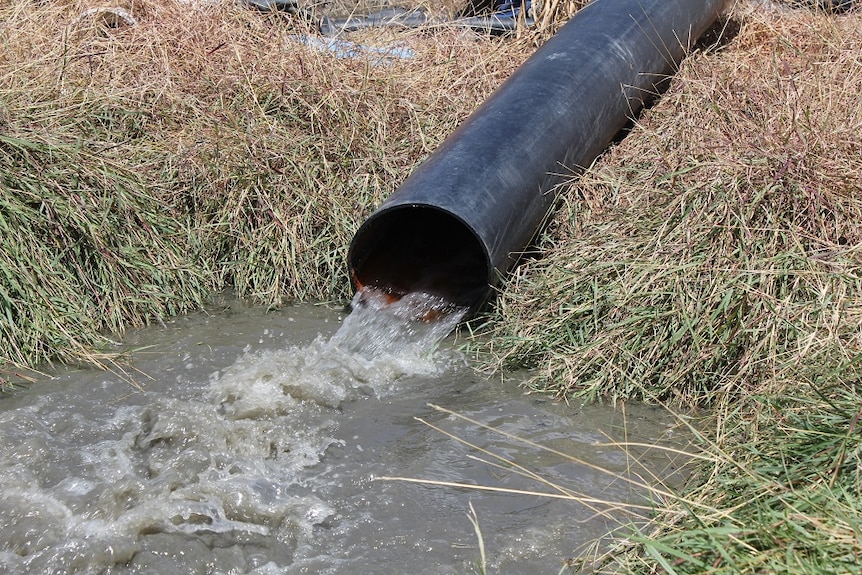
[0,294,689,574]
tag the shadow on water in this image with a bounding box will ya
[0,294,691,574]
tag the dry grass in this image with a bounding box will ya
[2,0,861,572]
[463,2,862,572]
[472,1,862,406]
[0,0,529,379]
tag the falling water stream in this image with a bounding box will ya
[0,292,689,574]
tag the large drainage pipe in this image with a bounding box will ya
[348,0,727,315]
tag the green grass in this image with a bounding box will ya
[466,4,862,572]
[586,355,862,574]
[0,132,210,367]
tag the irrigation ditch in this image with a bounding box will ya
[1,0,861,572]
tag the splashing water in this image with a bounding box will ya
[0,298,687,574]
[330,287,468,359]
[210,289,467,415]
[0,294,472,574]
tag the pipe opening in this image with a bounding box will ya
[348,206,491,311]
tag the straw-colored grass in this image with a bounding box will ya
[466,1,862,571]
[472,2,862,406]
[0,0,528,381]
[2,0,861,573]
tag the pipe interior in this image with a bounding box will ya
[349,207,491,310]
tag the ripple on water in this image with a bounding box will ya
[0,296,688,574]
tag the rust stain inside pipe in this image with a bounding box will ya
[349,206,490,312]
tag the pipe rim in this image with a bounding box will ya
[348,204,493,313]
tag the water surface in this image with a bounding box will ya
[0,298,687,574]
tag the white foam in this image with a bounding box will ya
[0,295,469,574]
[209,290,466,417]
[331,289,467,361]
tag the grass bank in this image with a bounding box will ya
[0,0,527,378]
[470,1,862,571]
[2,0,860,572]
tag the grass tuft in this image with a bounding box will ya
[470,3,862,406]
[0,0,528,379]
[466,3,862,572]
[584,357,862,574]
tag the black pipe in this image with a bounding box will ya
[455,15,535,35]
[348,0,727,314]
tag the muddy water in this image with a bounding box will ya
[0,296,688,574]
